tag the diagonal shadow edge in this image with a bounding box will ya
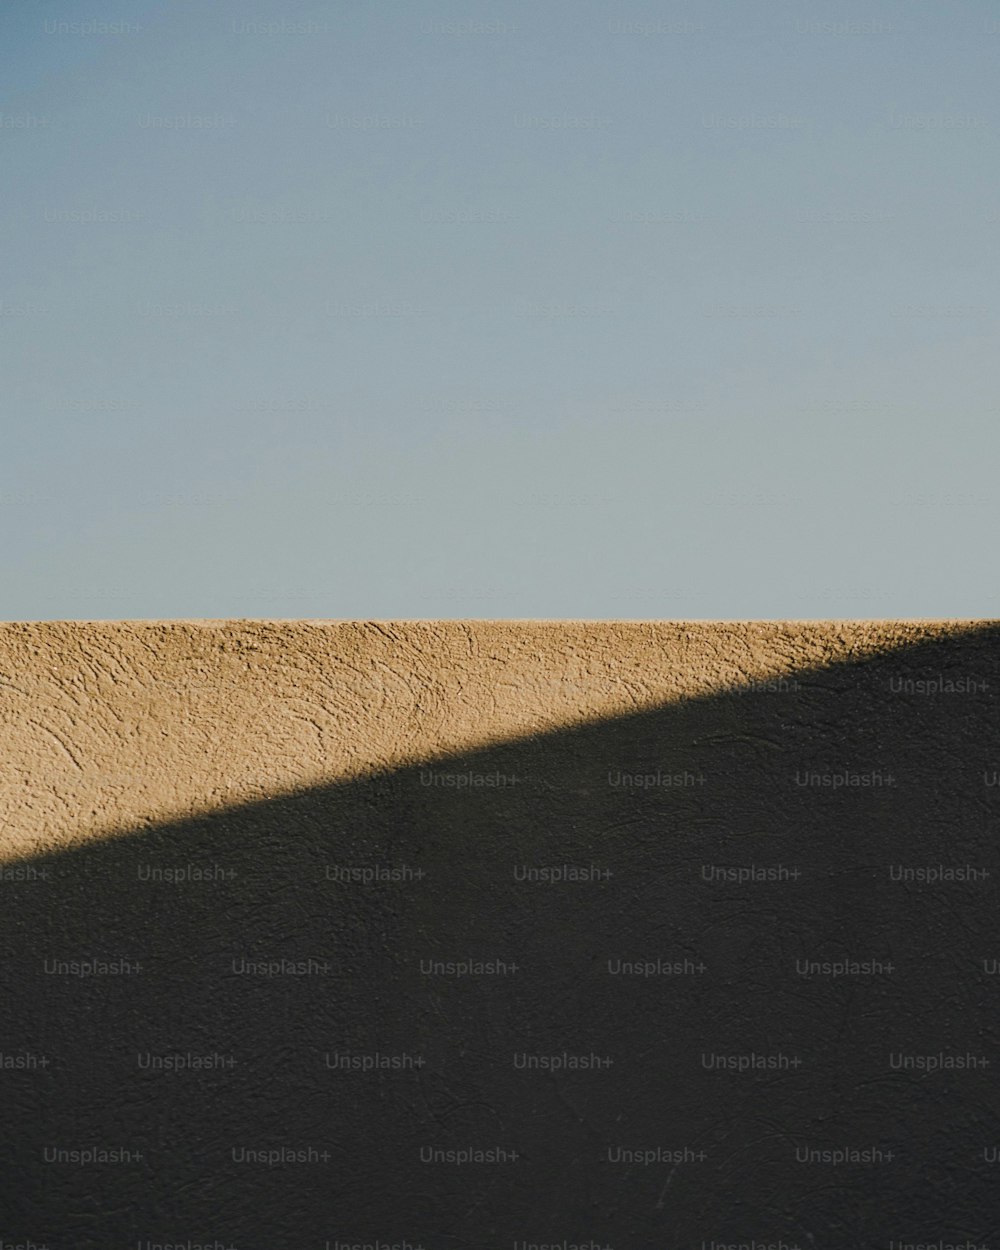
[4,620,1000,873]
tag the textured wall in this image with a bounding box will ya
[3,620,999,1248]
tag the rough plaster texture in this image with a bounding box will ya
[0,619,985,861]
[3,620,1000,1247]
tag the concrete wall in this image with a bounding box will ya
[3,620,999,1248]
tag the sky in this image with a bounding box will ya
[2,0,998,620]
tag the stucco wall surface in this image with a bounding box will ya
[4,619,1000,1247]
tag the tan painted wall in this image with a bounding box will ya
[0,619,984,862]
[5,618,1000,1241]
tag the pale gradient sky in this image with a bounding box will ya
[3,0,999,619]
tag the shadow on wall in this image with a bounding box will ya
[3,626,1000,1248]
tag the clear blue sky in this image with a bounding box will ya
[3,0,998,620]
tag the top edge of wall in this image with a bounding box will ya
[2,618,998,626]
